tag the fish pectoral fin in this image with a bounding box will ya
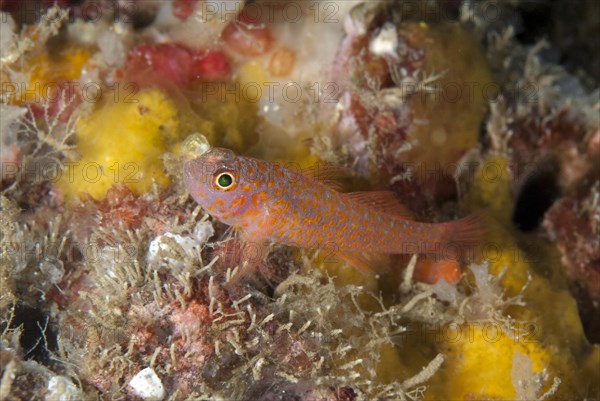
[336,251,391,274]
[344,191,414,220]
[299,162,350,192]
[218,227,266,269]
[220,232,278,287]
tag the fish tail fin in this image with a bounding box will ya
[438,211,488,263]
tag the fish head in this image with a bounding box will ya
[183,148,266,226]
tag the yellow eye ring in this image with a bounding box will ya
[214,172,236,190]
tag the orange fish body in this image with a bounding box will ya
[183,148,483,268]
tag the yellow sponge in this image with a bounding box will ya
[58,88,179,199]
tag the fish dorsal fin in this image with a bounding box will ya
[344,191,413,219]
[300,162,348,191]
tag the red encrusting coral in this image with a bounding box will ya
[120,43,231,87]
[543,180,600,300]
[172,0,199,21]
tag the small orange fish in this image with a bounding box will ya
[183,148,484,272]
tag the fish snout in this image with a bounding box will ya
[183,158,214,202]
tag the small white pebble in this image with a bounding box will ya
[147,221,213,267]
[46,376,80,401]
[193,220,215,245]
[40,259,65,285]
[128,368,165,401]
[369,22,399,59]
[148,232,195,267]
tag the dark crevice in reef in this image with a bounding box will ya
[572,282,600,345]
[512,156,561,232]
[514,0,554,45]
[2,303,59,364]
[515,0,600,83]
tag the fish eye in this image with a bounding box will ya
[214,172,236,190]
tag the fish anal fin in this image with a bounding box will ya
[300,162,349,192]
[344,191,413,220]
[336,252,391,275]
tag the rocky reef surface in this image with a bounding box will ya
[1,1,598,400]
